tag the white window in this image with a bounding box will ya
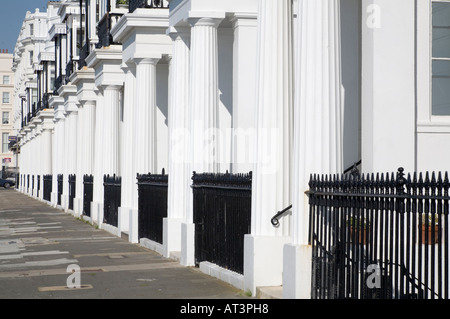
[3,76,9,85]
[432,1,450,115]
[2,133,8,153]
[2,112,9,125]
[29,50,34,65]
[29,23,34,36]
[2,92,9,104]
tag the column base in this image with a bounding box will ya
[118,206,131,236]
[73,197,83,217]
[282,243,312,299]
[50,192,58,207]
[243,234,291,297]
[181,222,195,267]
[61,195,69,212]
[129,208,139,243]
[90,201,104,227]
[163,218,183,258]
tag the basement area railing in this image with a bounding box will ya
[307,167,450,299]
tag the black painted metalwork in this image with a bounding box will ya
[129,0,168,12]
[192,171,252,275]
[43,174,52,202]
[307,168,450,299]
[37,175,40,198]
[83,174,93,217]
[103,174,121,227]
[96,12,122,49]
[57,174,63,206]
[137,169,168,244]
[68,174,76,211]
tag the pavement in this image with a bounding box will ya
[0,188,251,300]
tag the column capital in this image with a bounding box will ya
[187,17,223,28]
[134,57,161,66]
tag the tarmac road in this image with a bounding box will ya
[0,188,250,300]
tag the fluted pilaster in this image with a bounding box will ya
[102,85,121,175]
[251,0,293,237]
[134,58,159,178]
[293,0,343,245]
[167,29,190,221]
[188,18,222,176]
[121,64,136,210]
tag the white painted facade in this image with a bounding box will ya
[11,0,450,299]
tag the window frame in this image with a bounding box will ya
[2,133,8,153]
[417,0,450,131]
[431,0,450,116]
[2,112,9,125]
[2,92,10,104]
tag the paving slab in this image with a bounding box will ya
[0,189,251,300]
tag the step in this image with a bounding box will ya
[256,286,283,299]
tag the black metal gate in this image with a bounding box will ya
[307,168,450,299]
[103,174,121,227]
[83,175,93,217]
[43,175,52,201]
[137,170,168,244]
[68,174,76,210]
[57,174,63,206]
[192,171,252,275]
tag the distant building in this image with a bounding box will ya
[0,50,15,178]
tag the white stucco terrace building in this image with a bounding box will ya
[11,0,450,299]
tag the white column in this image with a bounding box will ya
[230,14,258,174]
[51,99,65,207]
[188,17,223,175]
[92,89,104,225]
[283,0,344,299]
[84,101,95,176]
[102,85,121,175]
[41,113,53,201]
[165,29,190,258]
[119,64,136,237]
[134,58,158,175]
[63,95,78,212]
[180,16,223,267]
[129,57,159,244]
[74,103,85,216]
[244,0,293,296]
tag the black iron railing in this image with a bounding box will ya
[78,42,90,70]
[54,75,64,94]
[307,167,450,299]
[96,13,122,49]
[68,174,76,211]
[137,169,168,244]
[103,174,121,227]
[83,174,94,217]
[57,174,63,206]
[43,175,52,202]
[129,0,168,12]
[65,60,75,84]
[36,175,40,198]
[42,93,52,109]
[192,171,252,275]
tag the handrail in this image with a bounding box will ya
[271,204,292,227]
[344,160,362,175]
